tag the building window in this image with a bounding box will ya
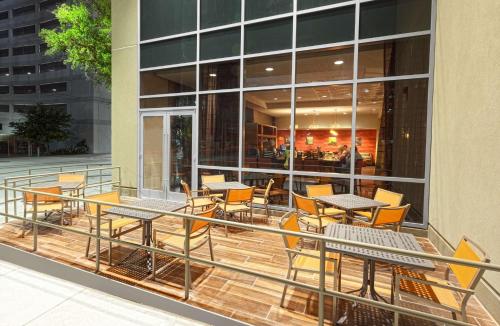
[0,11,8,20]
[0,67,9,76]
[0,30,8,39]
[40,0,64,11]
[39,61,67,73]
[13,25,36,37]
[0,105,9,113]
[12,5,36,17]
[140,0,196,40]
[40,19,59,30]
[140,66,196,95]
[140,36,196,69]
[13,66,36,75]
[0,85,9,94]
[40,82,67,93]
[13,85,36,94]
[13,45,36,56]
[39,43,48,53]
[0,49,8,57]
[14,104,36,113]
[40,103,67,112]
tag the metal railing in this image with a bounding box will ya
[0,183,499,326]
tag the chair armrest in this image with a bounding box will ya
[153,228,185,239]
[254,188,266,194]
[395,273,475,295]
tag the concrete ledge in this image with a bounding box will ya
[428,224,500,323]
[0,243,248,326]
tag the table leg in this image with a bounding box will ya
[144,221,153,273]
[337,259,371,325]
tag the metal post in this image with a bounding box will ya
[318,241,326,326]
[13,180,17,217]
[4,179,8,223]
[99,166,103,193]
[33,194,38,251]
[95,204,101,273]
[28,169,32,187]
[118,167,122,196]
[184,217,191,300]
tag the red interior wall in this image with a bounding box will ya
[277,129,377,158]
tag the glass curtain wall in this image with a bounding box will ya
[139,0,434,226]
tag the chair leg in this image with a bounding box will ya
[280,267,292,307]
[152,251,156,281]
[394,289,400,326]
[265,204,270,224]
[86,227,93,258]
[460,305,468,323]
[208,233,215,262]
[224,212,228,237]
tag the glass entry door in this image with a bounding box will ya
[140,110,196,201]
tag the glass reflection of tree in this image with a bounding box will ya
[171,116,192,192]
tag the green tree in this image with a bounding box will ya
[40,0,111,87]
[9,105,72,156]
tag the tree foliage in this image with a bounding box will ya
[40,0,111,87]
[9,105,72,154]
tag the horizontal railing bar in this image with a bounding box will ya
[5,166,119,182]
[0,163,111,177]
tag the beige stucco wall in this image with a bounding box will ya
[111,0,138,189]
[430,0,500,294]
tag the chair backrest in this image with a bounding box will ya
[58,174,85,184]
[24,186,62,204]
[279,211,301,250]
[226,187,254,204]
[263,179,275,199]
[85,191,120,216]
[180,180,192,200]
[371,204,410,230]
[190,206,218,234]
[293,192,319,216]
[201,174,225,184]
[306,184,334,197]
[374,188,404,207]
[449,237,490,289]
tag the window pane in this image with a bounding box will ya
[13,85,36,94]
[13,66,36,75]
[296,46,354,83]
[201,0,241,29]
[0,30,7,38]
[0,67,9,76]
[358,35,430,79]
[298,0,348,10]
[360,0,432,39]
[244,89,291,170]
[0,86,8,94]
[39,61,67,73]
[292,176,349,197]
[143,116,163,190]
[0,105,9,112]
[297,7,355,47]
[141,36,196,69]
[140,96,196,109]
[243,172,290,206]
[293,85,353,173]
[169,115,193,193]
[244,54,292,87]
[357,79,428,178]
[140,66,196,95]
[200,60,240,91]
[200,28,240,60]
[199,93,240,167]
[356,180,424,224]
[245,18,292,54]
[141,0,196,40]
[245,0,292,20]
[41,83,67,93]
[0,49,8,57]
[14,105,36,113]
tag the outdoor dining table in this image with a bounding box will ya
[315,194,389,220]
[203,181,250,192]
[325,223,435,324]
[104,198,187,273]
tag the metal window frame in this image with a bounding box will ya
[136,0,436,229]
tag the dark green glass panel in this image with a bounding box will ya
[201,0,241,29]
[298,0,348,10]
[360,0,432,39]
[245,0,292,20]
[141,0,196,40]
[297,6,355,47]
[141,36,196,69]
[200,28,240,60]
[245,19,292,54]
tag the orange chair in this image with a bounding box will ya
[220,187,255,237]
[58,173,86,214]
[306,184,347,218]
[22,186,67,236]
[253,179,274,223]
[352,204,410,232]
[393,237,490,325]
[181,180,217,214]
[293,193,344,236]
[353,188,403,221]
[201,174,225,196]
[279,211,341,318]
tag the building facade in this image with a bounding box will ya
[0,0,111,155]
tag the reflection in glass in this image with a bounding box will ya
[355,179,424,224]
[243,172,290,206]
[296,46,354,83]
[200,28,240,60]
[201,0,241,29]
[293,176,349,196]
[245,18,292,54]
[170,115,193,193]
[357,79,428,178]
[140,36,196,69]
[244,54,292,87]
[297,6,355,47]
[298,0,347,10]
[143,116,163,190]
[141,0,196,40]
[140,66,196,95]
[140,96,196,109]
[200,60,240,91]
[293,85,353,173]
[359,0,432,39]
[243,89,291,170]
[358,36,430,79]
[199,93,240,167]
[198,169,238,186]
[245,0,292,20]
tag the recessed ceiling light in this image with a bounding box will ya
[52,88,57,92]
[209,73,217,77]
[273,97,278,101]
[364,88,370,93]
[343,112,347,115]
[5,73,9,76]
[265,67,274,72]
[304,113,309,116]
[297,96,302,99]
[321,95,328,98]
[27,72,31,75]
[334,60,344,65]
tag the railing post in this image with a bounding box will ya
[28,169,32,187]
[13,180,17,217]
[118,167,122,196]
[318,240,326,326]
[4,179,8,223]
[95,203,101,273]
[99,166,103,193]
[184,217,191,300]
[33,194,38,251]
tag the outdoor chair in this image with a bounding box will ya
[181,180,217,214]
[305,184,347,219]
[268,175,288,203]
[84,191,143,265]
[58,173,86,214]
[219,187,255,237]
[22,186,68,236]
[279,211,341,319]
[353,188,403,222]
[393,237,490,325]
[152,206,217,287]
[352,204,411,232]
[253,179,273,223]
[200,174,225,196]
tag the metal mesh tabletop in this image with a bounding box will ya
[203,182,250,191]
[105,198,187,221]
[316,194,388,211]
[325,224,435,270]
